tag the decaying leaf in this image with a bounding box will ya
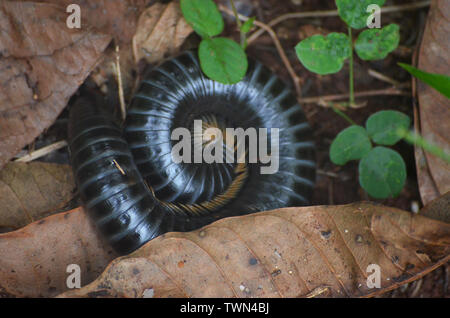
[57,203,450,298]
[0,207,116,298]
[414,0,450,205]
[132,2,194,64]
[0,1,111,169]
[0,162,75,232]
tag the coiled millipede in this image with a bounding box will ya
[68,51,316,255]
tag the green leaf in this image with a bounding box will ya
[398,63,450,99]
[330,125,372,165]
[359,147,406,199]
[295,33,351,75]
[355,24,400,60]
[198,37,248,84]
[241,17,255,34]
[336,0,386,29]
[180,0,224,38]
[366,110,410,146]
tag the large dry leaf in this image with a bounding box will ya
[0,162,75,232]
[0,1,111,169]
[0,207,116,298]
[414,0,450,205]
[132,2,194,64]
[57,203,450,298]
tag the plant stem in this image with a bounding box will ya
[330,103,357,126]
[348,26,355,107]
[229,0,246,48]
[399,128,450,163]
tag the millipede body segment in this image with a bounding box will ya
[68,51,316,255]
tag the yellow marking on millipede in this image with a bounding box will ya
[113,160,126,175]
[145,114,250,216]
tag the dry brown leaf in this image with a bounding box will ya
[57,203,450,298]
[0,1,111,169]
[0,162,75,232]
[32,0,148,43]
[0,207,116,298]
[414,0,450,205]
[132,2,194,64]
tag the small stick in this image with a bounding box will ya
[305,286,330,298]
[248,9,338,44]
[368,69,402,87]
[317,169,340,178]
[253,20,302,96]
[297,87,409,106]
[14,140,68,163]
[115,43,127,121]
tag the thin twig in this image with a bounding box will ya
[14,140,68,163]
[317,169,340,178]
[305,286,330,298]
[368,69,403,87]
[247,0,431,44]
[381,0,431,13]
[115,43,126,121]
[297,87,409,106]
[248,9,338,44]
[219,4,302,96]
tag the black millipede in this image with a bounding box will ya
[68,51,316,255]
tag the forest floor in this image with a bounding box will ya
[23,0,449,297]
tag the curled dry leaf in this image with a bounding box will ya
[132,2,194,64]
[58,203,450,298]
[0,207,117,298]
[414,0,450,205]
[0,162,75,232]
[0,1,111,169]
